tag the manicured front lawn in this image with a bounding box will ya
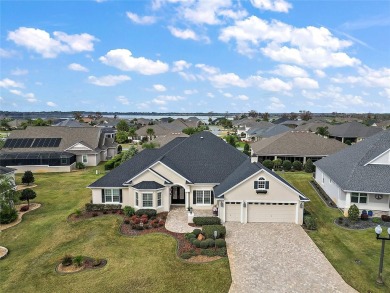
[0,166,231,293]
[281,172,390,293]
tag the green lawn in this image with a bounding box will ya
[281,172,390,293]
[0,166,231,293]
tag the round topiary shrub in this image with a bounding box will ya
[207,239,215,247]
[192,229,201,237]
[283,160,292,171]
[190,238,197,244]
[262,159,274,170]
[61,255,73,266]
[193,240,201,248]
[292,161,303,171]
[215,239,226,248]
[200,240,209,249]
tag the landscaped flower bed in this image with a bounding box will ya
[56,255,107,274]
[335,216,390,229]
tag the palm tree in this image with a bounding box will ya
[316,126,329,137]
[146,128,155,141]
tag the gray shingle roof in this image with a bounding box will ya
[89,131,248,187]
[214,160,308,201]
[251,131,347,156]
[132,181,165,190]
[246,124,290,138]
[328,121,382,138]
[0,166,16,175]
[314,130,390,193]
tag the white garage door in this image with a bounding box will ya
[225,202,241,222]
[247,202,296,223]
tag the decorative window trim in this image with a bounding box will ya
[195,190,211,205]
[351,192,368,204]
[142,193,153,208]
[104,189,121,203]
[254,177,269,193]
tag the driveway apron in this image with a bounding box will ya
[225,222,357,293]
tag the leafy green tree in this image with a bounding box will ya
[243,143,250,156]
[315,126,329,136]
[261,112,270,121]
[128,127,137,140]
[300,111,312,121]
[121,146,138,163]
[20,188,37,207]
[116,119,130,132]
[22,171,34,186]
[248,110,258,118]
[0,119,11,130]
[146,128,155,141]
[272,159,282,171]
[283,160,292,171]
[115,131,129,144]
[304,159,315,173]
[33,118,49,126]
[0,202,18,224]
[142,142,158,149]
[262,160,274,169]
[348,204,359,222]
[292,161,303,171]
[224,135,237,147]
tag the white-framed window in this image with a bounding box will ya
[105,189,120,203]
[82,155,88,163]
[135,192,139,206]
[157,192,162,207]
[143,193,153,207]
[61,157,67,165]
[258,177,266,189]
[351,192,368,204]
[196,190,211,205]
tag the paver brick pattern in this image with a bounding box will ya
[225,222,357,293]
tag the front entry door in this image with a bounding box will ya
[171,186,185,204]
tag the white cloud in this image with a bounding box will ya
[172,60,191,72]
[153,84,167,92]
[250,0,292,13]
[0,48,17,58]
[116,95,130,105]
[182,0,232,25]
[11,68,28,76]
[126,12,156,25]
[271,64,308,77]
[379,88,390,99]
[223,92,233,98]
[68,63,89,72]
[9,89,37,102]
[87,75,131,86]
[99,49,169,75]
[0,78,24,89]
[184,89,198,95]
[178,72,197,81]
[218,9,248,20]
[47,101,57,107]
[207,92,215,98]
[267,97,286,110]
[168,26,199,41]
[196,64,220,75]
[314,69,326,78]
[152,95,185,105]
[236,94,249,100]
[7,27,97,58]
[249,75,292,91]
[293,77,319,89]
[331,66,390,88]
[209,73,248,88]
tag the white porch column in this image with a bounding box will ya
[344,192,351,216]
[185,191,190,209]
[295,202,299,224]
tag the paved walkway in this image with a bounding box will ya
[165,207,214,233]
[225,222,357,293]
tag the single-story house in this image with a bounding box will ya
[244,124,291,142]
[0,126,117,173]
[314,130,390,216]
[88,131,309,224]
[251,131,348,164]
[327,121,382,143]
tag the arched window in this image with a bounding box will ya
[258,177,266,189]
[254,177,269,192]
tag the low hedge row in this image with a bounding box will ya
[85,203,122,212]
[202,225,226,239]
[304,215,317,230]
[135,209,157,218]
[193,217,221,226]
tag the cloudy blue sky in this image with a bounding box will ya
[1,0,389,113]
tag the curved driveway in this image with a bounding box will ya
[225,223,357,293]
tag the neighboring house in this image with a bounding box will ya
[236,121,274,141]
[150,133,189,147]
[327,121,382,143]
[88,131,309,224]
[314,130,390,216]
[294,122,330,133]
[136,119,195,140]
[53,119,88,127]
[0,126,117,173]
[245,124,290,142]
[251,131,348,163]
[375,120,390,130]
[280,120,305,128]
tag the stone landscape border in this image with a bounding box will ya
[0,203,41,231]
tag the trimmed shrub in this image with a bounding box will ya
[272,159,283,171]
[135,209,157,218]
[22,170,35,185]
[304,215,317,230]
[201,249,217,257]
[348,204,359,222]
[304,159,315,173]
[283,160,292,171]
[61,255,73,266]
[337,217,344,224]
[123,206,135,217]
[193,217,221,226]
[202,225,226,239]
[292,161,303,171]
[192,229,202,237]
[262,159,274,170]
[73,255,84,267]
[190,238,197,244]
[200,240,209,249]
[85,203,122,212]
[215,239,226,248]
[193,240,201,248]
[207,238,215,247]
[186,233,196,240]
[76,162,85,169]
[0,203,18,224]
[181,253,193,259]
[216,247,227,257]
[20,205,29,212]
[372,217,382,223]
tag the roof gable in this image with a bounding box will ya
[65,142,93,151]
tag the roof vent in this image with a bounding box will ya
[200,136,204,139]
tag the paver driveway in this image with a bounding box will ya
[225,222,357,293]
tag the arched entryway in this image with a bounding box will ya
[170,185,185,205]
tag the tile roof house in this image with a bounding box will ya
[0,126,118,173]
[314,130,390,216]
[327,121,383,143]
[251,131,348,163]
[88,131,309,224]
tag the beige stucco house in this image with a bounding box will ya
[89,131,309,224]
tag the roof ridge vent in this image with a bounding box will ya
[200,136,204,139]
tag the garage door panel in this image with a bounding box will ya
[225,202,241,222]
[248,203,295,223]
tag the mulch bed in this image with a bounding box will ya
[68,210,123,222]
[56,257,107,274]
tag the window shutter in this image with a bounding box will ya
[254,181,258,189]
[193,191,196,204]
[211,191,214,204]
[119,189,123,203]
[101,189,105,203]
[265,181,269,190]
